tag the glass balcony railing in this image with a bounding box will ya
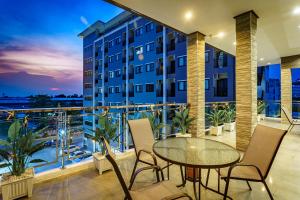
[0,103,184,175]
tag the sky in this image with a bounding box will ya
[0,0,123,97]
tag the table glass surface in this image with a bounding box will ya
[153,137,240,168]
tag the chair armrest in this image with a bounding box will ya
[128,165,164,190]
[137,149,158,165]
[162,193,193,200]
[225,163,264,180]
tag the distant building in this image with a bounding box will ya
[79,11,236,137]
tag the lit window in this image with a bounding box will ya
[135,84,143,93]
[115,86,120,93]
[135,27,143,36]
[178,81,187,91]
[205,78,209,90]
[115,70,121,77]
[109,71,114,78]
[178,56,187,67]
[146,63,154,72]
[146,42,154,52]
[109,56,114,63]
[108,87,114,94]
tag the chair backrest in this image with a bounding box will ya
[242,125,287,179]
[281,107,293,124]
[100,137,132,200]
[128,118,155,155]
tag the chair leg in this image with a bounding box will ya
[263,180,274,200]
[205,169,210,187]
[246,181,252,191]
[129,159,138,186]
[217,168,220,192]
[167,162,170,180]
[290,124,295,134]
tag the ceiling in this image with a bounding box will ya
[107,0,300,66]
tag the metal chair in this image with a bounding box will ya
[281,106,300,133]
[128,118,172,184]
[206,125,287,200]
[100,136,192,200]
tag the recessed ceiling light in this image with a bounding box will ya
[267,62,271,65]
[293,7,300,15]
[233,42,236,45]
[184,11,193,20]
[260,58,264,61]
[217,32,225,38]
[298,25,300,29]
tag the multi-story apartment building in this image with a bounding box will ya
[79,11,235,138]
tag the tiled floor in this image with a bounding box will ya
[15,119,300,200]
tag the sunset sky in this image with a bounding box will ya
[0,0,122,96]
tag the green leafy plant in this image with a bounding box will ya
[223,104,236,123]
[257,101,265,114]
[172,108,195,135]
[206,105,224,127]
[0,119,47,176]
[91,114,118,154]
[141,111,165,139]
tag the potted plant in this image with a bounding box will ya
[91,112,118,175]
[257,101,266,122]
[0,118,47,200]
[142,110,165,139]
[223,104,236,132]
[206,105,224,136]
[172,107,195,137]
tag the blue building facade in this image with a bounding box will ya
[79,11,236,136]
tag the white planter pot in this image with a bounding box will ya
[257,114,265,122]
[224,122,235,132]
[176,133,191,138]
[1,168,34,200]
[93,153,113,175]
[210,126,223,136]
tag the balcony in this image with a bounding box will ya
[167,61,176,74]
[122,57,126,63]
[129,54,134,61]
[156,24,163,33]
[129,91,134,97]
[156,89,163,97]
[167,42,175,52]
[129,72,134,79]
[156,46,163,54]
[0,102,299,200]
[156,66,163,76]
[104,62,108,68]
[129,36,134,44]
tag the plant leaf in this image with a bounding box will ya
[8,120,22,139]
[29,159,47,163]
[0,163,11,168]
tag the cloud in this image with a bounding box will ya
[80,16,89,26]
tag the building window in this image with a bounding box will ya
[146,63,154,72]
[178,81,187,91]
[98,87,103,94]
[84,70,92,77]
[145,22,154,32]
[115,69,121,77]
[214,51,228,68]
[205,78,209,90]
[116,53,121,61]
[135,65,142,74]
[109,71,114,78]
[99,73,103,79]
[84,96,92,101]
[84,83,92,89]
[108,40,113,48]
[108,87,114,94]
[115,37,121,45]
[146,83,154,92]
[135,27,143,36]
[135,46,143,55]
[205,51,210,63]
[215,78,228,96]
[115,86,120,93]
[109,56,114,63]
[135,84,143,93]
[146,42,154,52]
[178,56,187,67]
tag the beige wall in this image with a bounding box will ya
[187,32,205,137]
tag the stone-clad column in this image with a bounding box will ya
[281,55,300,123]
[235,11,258,151]
[187,32,205,137]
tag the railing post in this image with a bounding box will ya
[122,111,127,152]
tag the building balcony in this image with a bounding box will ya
[167,43,175,52]
[129,37,134,44]
[129,54,134,61]
[104,62,108,68]
[156,25,163,33]
[129,72,134,79]
[156,90,163,97]
[122,57,126,63]
[156,66,163,76]
[156,46,163,54]
[129,91,134,97]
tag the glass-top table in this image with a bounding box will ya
[153,137,240,200]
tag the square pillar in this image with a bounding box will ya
[187,32,205,137]
[281,55,300,123]
[235,11,259,151]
